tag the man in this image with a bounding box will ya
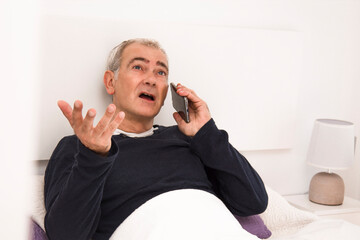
[44,39,268,240]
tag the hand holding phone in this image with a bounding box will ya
[170,82,190,123]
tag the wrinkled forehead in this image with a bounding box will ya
[121,42,168,67]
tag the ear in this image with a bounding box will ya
[103,70,116,95]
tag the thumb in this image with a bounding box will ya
[173,112,185,126]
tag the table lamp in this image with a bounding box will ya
[307,119,355,206]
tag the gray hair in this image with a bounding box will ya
[106,38,168,80]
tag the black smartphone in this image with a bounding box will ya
[170,82,190,123]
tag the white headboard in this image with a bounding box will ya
[33,14,303,160]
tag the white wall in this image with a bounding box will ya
[36,15,304,158]
[234,0,360,199]
[36,0,360,198]
[1,0,39,238]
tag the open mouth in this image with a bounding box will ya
[139,92,155,101]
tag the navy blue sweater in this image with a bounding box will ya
[44,119,267,240]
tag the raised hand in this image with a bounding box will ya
[57,100,125,156]
[172,84,211,136]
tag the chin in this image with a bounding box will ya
[137,108,161,120]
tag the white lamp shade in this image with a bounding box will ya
[307,119,355,170]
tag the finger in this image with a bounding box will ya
[177,86,202,104]
[93,104,116,135]
[82,108,96,132]
[173,112,186,127]
[57,100,73,125]
[102,111,125,139]
[176,84,198,97]
[72,100,84,129]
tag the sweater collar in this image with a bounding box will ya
[113,127,158,138]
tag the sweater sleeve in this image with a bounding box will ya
[189,119,268,216]
[44,136,118,240]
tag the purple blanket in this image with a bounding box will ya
[235,214,272,239]
[30,219,48,240]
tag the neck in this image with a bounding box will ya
[115,110,154,133]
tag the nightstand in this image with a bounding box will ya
[284,194,360,226]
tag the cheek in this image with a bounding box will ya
[116,78,135,96]
[160,84,169,100]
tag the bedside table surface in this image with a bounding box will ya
[284,194,360,216]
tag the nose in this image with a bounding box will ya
[144,72,156,87]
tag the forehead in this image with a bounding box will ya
[121,43,168,65]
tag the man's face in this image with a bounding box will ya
[112,43,169,121]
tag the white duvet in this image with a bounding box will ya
[273,219,360,240]
[110,189,258,240]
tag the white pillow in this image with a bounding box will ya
[31,175,46,231]
[260,186,319,238]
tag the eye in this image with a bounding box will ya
[133,65,142,70]
[158,71,167,76]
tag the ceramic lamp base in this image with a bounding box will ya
[309,172,344,206]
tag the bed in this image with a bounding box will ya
[30,175,360,240]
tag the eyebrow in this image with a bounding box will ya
[156,61,169,73]
[128,57,169,73]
